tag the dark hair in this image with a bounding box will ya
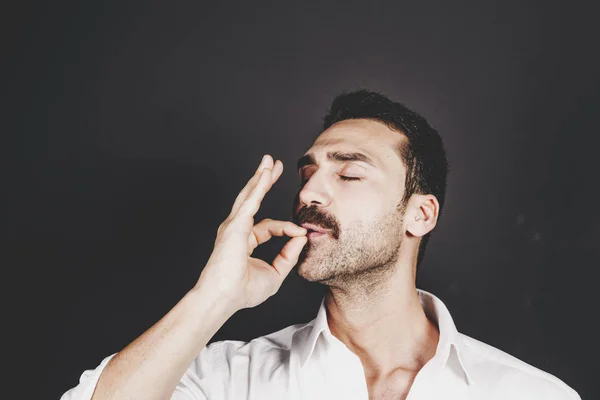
[322,89,450,269]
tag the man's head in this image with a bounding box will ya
[292,89,449,287]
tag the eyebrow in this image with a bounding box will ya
[296,151,377,172]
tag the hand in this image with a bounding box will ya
[196,154,308,311]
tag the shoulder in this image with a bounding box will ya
[458,333,580,400]
[198,320,313,367]
[179,322,313,398]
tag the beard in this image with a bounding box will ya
[293,203,406,288]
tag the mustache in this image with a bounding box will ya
[293,206,340,239]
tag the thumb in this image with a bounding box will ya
[271,235,308,278]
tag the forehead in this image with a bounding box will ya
[306,119,406,168]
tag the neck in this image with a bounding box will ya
[324,261,439,379]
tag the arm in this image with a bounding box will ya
[90,282,236,400]
[69,154,306,400]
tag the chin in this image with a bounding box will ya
[295,257,323,282]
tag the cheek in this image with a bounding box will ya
[343,184,388,220]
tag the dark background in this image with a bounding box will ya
[2,1,598,398]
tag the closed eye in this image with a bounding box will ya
[339,176,361,182]
[298,176,361,188]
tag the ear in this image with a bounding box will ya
[406,194,439,237]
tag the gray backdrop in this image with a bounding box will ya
[3,1,598,398]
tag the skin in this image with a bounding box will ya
[292,119,441,398]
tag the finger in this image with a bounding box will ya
[228,155,274,219]
[235,165,275,219]
[248,220,307,251]
[271,159,283,183]
[231,155,273,214]
[271,235,308,277]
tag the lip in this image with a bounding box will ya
[307,231,328,240]
[301,223,329,234]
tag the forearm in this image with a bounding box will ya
[91,284,238,400]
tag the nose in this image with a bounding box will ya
[296,171,332,210]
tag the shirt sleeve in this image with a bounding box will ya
[59,353,116,400]
[59,341,225,400]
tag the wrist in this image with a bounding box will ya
[186,281,240,322]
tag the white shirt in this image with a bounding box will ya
[61,289,580,399]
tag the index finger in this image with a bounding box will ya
[248,219,307,253]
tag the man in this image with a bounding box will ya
[61,90,580,399]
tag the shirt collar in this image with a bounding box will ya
[297,288,474,385]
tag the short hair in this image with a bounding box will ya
[322,89,450,269]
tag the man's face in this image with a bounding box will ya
[292,119,409,285]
